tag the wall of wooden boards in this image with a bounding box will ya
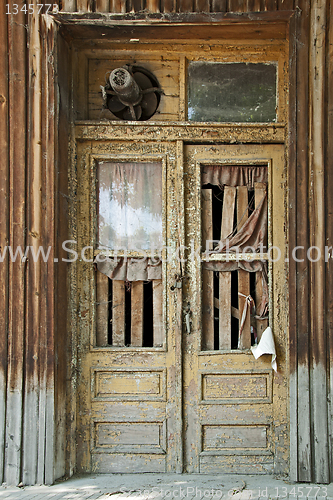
[0,0,333,486]
[0,3,70,486]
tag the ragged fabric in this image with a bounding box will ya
[95,255,162,281]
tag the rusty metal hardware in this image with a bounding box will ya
[170,273,188,291]
[101,64,162,121]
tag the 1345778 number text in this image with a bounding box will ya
[6,4,59,15]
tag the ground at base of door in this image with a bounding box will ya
[0,473,333,500]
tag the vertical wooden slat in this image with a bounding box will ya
[43,17,56,486]
[112,281,126,346]
[0,6,9,485]
[309,0,329,483]
[179,55,186,121]
[246,0,263,11]
[326,0,333,482]
[146,0,160,11]
[278,0,294,9]
[195,0,210,11]
[254,182,268,341]
[110,0,127,11]
[153,280,164,347]
[219,187,236,349]
[178,0,194,12]
[5,6,27,486]
[131,281,144,347]
[132,0,143,11]
[61,0,77,10]
[162,0,176,11]
[228,0,246,11]
[76,0,92,11]
[96,272,109,346]
[288,9,298,484]
[96,0,110,11]
[23,4,42,485]
[294,0,311,482]
[237,186,251,349]
[55,31,70,482]
[202,190,214,350]
[211,0,227,11]
[264,0,277,9]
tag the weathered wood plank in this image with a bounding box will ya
[172,140,184,471]
[202,189,214,350]
[132,0,143,11]
[254,182,268,341]
[131,281,144,347]
[294,0,311,483]
[221,186,236,241]
[110,0,127,11]
[219,186,236,349]
[43,17,56,486]
[54,31,70,482]
[178,0,194,12]
[228,0,246,11]
[146,0,160,11]
[326,0,333,484]
[237,186,251,349]
[96,271,109,346]
[61,0,77,11]
[162,0,176,11]
[278,0,293,9]
[0,5,9,485]
[112,281,126,346]
[91,453,166,473]
[219,273,232,349]
[288,8,298,483]
[195,0,210,11]
[153,280,164,347]
[5,6,27,485]
[23,6,42,485]
[309,0,329,484]
[264,0,277,9]
[76,0,92,11]
[96,0,110,11]
[246,0,260,10]
[211,0,227,11]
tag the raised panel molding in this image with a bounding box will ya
[91,368,167,401]
[200,370,273,404]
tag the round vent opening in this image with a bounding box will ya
[102,64,161,121]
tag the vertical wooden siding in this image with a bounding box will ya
[0,3,9,487]
[0,1,65,485]
[5,6,27,486]
[288,0,331,484]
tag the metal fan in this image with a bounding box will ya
[101,64,161,121]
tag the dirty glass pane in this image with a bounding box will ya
[97,162,162,251]
[188,62,277,123]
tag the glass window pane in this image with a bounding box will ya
[188,62,277,123]
[97,162,162,251]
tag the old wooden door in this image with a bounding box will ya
[182,143,288,474]
[75,140,288,474]
[75,140,183,473]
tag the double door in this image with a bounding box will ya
[75,141,288,474]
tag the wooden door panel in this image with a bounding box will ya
[76,141,181,473]
[183,144,288,475]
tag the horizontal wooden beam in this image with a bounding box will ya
[75,123,285,143]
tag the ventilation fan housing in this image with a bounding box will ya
[102,65,161,121]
